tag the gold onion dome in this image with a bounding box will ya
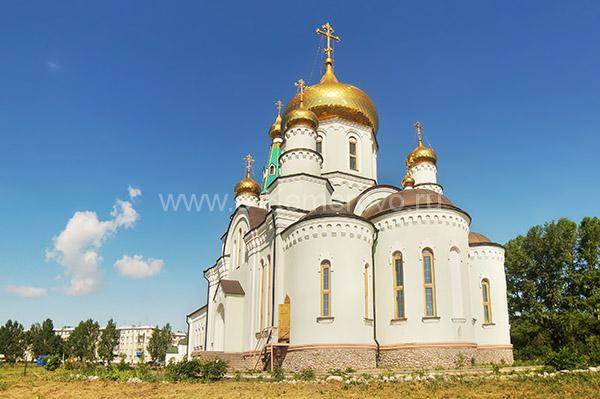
[283,59,379,133]
[408,121,437,166]
[268,113,282,139]
[284,104,319,130]
[235,155,261,197]
[402,172,415,188]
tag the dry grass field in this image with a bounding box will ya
[1,365,600,399]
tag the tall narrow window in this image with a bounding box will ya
[392,252,405,319]
[237,229,243,268]
[422,248,437,317]
[349,137,358,171]
[259,259,265,331]
[321,260,331,317]
[482,279,493,324]
[364,263,370,319]
[267,255,272,325]
[316,136,323,154]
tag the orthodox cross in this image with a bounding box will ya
[275,100,283,116]
[415,120,423,145]
[295,79,306,104]
[244,154,254,177]
[316,22,340,59]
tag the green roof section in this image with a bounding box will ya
[261,142,281,193]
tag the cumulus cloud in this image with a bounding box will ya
[46,195,140,296]
[6,285,47,298]
[114,255,164,278]
[47,61,60,70]
[128,185,142,200]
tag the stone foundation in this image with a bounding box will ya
[278,345,376,371]
[379,344,478,369]
[475,345,514,365]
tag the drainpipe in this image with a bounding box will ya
[371,228,380,367]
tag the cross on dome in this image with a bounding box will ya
[294,79,307,104]
[244,154,255,177]
[316,22,341,62]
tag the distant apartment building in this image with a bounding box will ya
[54,325,186,364]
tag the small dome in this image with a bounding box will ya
[401,173,415,188]
[268,113,282,140]
[235,176,260,198]
[283,60,379,133]
[284,105,319,131]
[408,143,437,166]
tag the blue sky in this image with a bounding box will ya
[1,1,599,330]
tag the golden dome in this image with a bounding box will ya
[269,113,282,140]
[283,59,379,133]
[402,172,415,188]
[235,176,260,198]
[235,154,260,198]
[408,121,437,166]
[284,104,319,131]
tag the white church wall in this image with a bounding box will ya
[282,216,375,345]
[318,119,377,182]
[268,175,331,211]
[372,208,475,346]
[468,245,511,346]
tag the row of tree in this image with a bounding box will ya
[505,216,600,361]
[0,318,175,365]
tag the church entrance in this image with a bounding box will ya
[278,295,290,342]
[214,303,225,351]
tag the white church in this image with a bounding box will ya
[187,23,512,370]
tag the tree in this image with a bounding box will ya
[98,319,120,365]
[148,324,174,364]
[27,319,63,358]
[0,320,26,363]
[67,319,100,363]
[505,217,600,360]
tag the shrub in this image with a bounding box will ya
[202,360,228,381]
[545,347,587,370]
[294,368,315,381]
[271,366,285,381]
[585,336,600,366]
[45,355,61,371]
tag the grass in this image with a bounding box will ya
[1,364,600,398]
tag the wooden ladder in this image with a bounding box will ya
[253,327,274,370]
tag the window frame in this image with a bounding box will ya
[320,260,331,317]
[422,248,437,317]
[392,252,406,319]
[316,135,323,155]
[349,137,358,171]
[364,263,370,319]
[482,278,493,324]
[259,259,265,331]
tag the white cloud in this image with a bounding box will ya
[128,186,142,200]
[47,61,60,70]
[46,194,140,296]
[114,255,164,278]
[6,285,47,298]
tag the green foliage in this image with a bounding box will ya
[585,335,600,366]
[148,324,174,364]
[294,368,316,381]
[505,217,600,362]
[66,319,100,363]
[27,319,63,358]
[166,359,227,382]
[270,366,285,381]
[545,348,587,370]
[97,319,119,365]
[0,320,26,363]
[45,354,61,371]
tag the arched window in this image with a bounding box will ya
[392,252,405,319]
[321,260,331,317]
[349,137,358,171]
[364,263,370,319]
[236,229,243,268]
[259,259,265,331]
[422,248,437,317]
[482,279,493,324]
[269,165,275,175]
[316,136,323,154]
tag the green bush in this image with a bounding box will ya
[585,336,600,366]
[271,366,284,381]
[45,355,61,371]
[167,359,227,382]
[294,368,315,381]
[545,347,587,370]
